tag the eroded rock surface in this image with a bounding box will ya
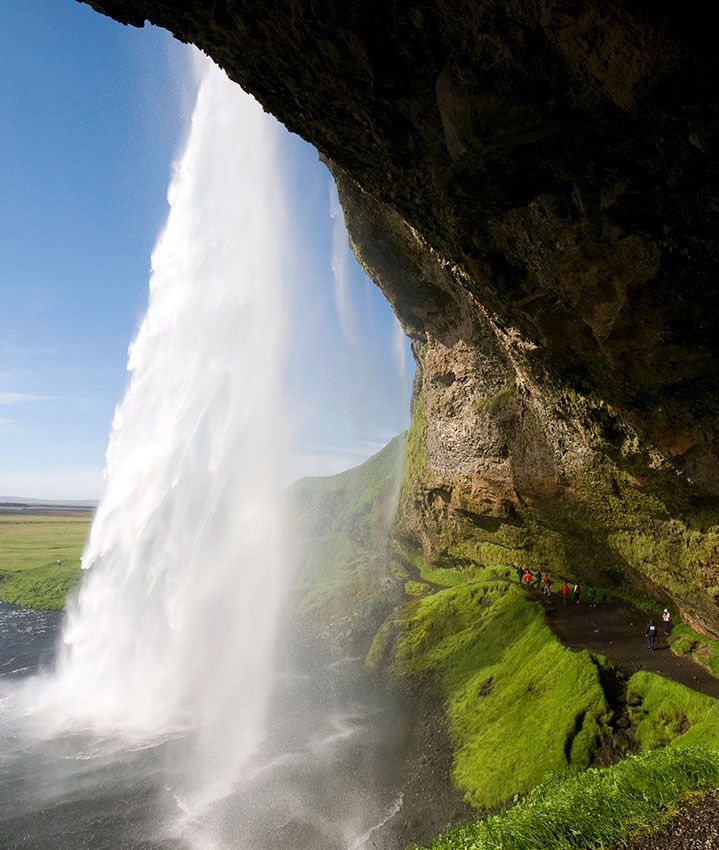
[80,0,719,631]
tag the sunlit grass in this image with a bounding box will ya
[368,572,611,808]
[415,747,719,850]
[0,514,91,608]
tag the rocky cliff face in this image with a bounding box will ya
[81,0,719,632]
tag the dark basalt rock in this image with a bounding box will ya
[79,0,719,631]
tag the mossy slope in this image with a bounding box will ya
[368,562,610,809]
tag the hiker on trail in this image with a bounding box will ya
[522,569,533,589]
[646,621,657,650]
[662,609,672,634]
[535,570,543,591]
[561,580,569,605]
[516,564,524,585]
[587,585,596,608]
[573,582,581,604]
[542,573,551,595]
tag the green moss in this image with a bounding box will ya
[370,574,611,808]
[399,398,427,505]
[405,580,430,596]
[473,386,513,415]
[627,671,719,750]
[288,436,406,629]
[393,543,469,587]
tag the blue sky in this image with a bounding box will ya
[1,1,412,500]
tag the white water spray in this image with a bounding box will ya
[31,58,290,779]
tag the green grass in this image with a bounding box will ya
[287,436,405,626]
[0,514,91,609]
[394,543,470,587]
[368,569,612,808]
[415,747,719,850]
[627,670,719,749]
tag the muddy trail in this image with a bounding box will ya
[533,589,719,700]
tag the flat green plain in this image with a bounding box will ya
[0,514,91,609]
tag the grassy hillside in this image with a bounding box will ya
[287,435,406,643]
[0,514,90,609]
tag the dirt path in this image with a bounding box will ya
[537,591,719,700]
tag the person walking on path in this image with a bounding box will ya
[561,580,569,606]
[587,585,596,608]
[646,621,657,650]
[523,569,533,590]
[662,608,672,635]
[573,582,581,604]
[542,573,551,595]
[516,564,524,585]
[535,570,543,591]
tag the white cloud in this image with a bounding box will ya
[0,392,48,405]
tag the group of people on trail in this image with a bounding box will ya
[559,579,596,607]
[515,564,597,608]
[517,565,552,596]
[646,608,672,650]
[515,564,596,607]
[515,563,674,652]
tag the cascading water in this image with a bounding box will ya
[60,54,286,734]
[22,51,291,802]
[0,50,418,850]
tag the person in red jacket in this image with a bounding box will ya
[522,569,533,589]
[561,580,569,605]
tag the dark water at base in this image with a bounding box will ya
[0,603,62,681]
[0,605,411,850]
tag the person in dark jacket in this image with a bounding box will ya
[646,621,657,650]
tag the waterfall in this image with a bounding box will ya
[31,56,290,779]
[0,49,417,850]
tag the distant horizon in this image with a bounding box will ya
[0,496,98,506]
